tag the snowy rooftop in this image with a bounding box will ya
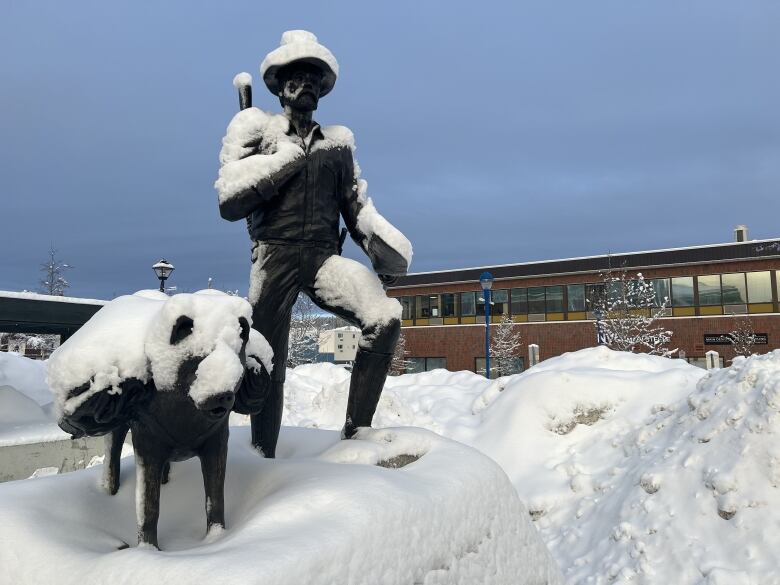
[0,291,107,305]
[391,237,780,288]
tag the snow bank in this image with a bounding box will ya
[0,427,562,585]
[0,353,65,446]
[263,347,780,584]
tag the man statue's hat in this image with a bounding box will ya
[261,30,339,97]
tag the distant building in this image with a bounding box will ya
[388,230,780,376]
[318,326,361,363]
[0,291,105,360]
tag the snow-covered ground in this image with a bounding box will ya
[235,347,779,585]
[3,346,780,583]
[0,426,561,585]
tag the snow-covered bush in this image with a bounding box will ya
[591,269,675,356]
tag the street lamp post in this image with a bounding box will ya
[152,259,175,293]
[480,271,494,379]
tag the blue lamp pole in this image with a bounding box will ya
[480,271,494,379]
[594,307,606,345]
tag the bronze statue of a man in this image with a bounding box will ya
[215,30,412,457]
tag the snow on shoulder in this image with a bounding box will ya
[215,107,300,205]
[48,290,269,414]
[0,426,563,585]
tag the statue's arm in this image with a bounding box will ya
[217,154,304,221]
[339,148,413,277]
[215,108,305,221]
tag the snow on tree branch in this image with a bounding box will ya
[590,267,675,357]
[39,245,73,296]
[390,330,412,375]
[728,314,757,360]
[490,313,524,376]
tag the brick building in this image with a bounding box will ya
[387,233,780,375]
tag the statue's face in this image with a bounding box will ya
[279,63,323,112]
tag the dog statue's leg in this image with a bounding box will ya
[102,424,129,495]
[133,443,166,549]
[199,423,229,536]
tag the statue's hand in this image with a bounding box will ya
[378,274,398,286]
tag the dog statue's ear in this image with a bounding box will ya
[170,315,194,345]
[238,317,250,343]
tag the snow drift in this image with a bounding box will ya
[0,353,65,446]
[0,426,563,585]
[251,347,780,585]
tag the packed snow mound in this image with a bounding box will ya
[48,290,271,414]
[0,427,563,585]
[0,353,66,445]
[0,387,49,426]
[272,348,780,584]
[0,352,52,407]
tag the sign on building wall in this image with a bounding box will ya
[704,333,768,345]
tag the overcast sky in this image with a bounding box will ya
[1,1,778,299]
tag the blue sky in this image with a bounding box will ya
[1,1,778,298]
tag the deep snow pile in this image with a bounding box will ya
[0,426,562,585]
[0,352,65,445]
[268,348,780,584]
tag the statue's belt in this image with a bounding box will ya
[253,237,342,250]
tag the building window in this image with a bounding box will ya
[528,286,545,314]
[477,293,487,316]
[460,292,476,316]
[546,286,564,312]
[671,277,694,307]
[442,293,456,317]
[428,294,440,317]
[337,344,343,349]
[746,271,772,303]
[407,357,447,373]
[777,271,780,301]
[567,284,585,311]
[407,357,425,374]
[721,273,747,304]
[650,278,670,307]
[585,283,605,309]
[415,295,430,319]
[697,275,722,306]
[426,357,447,370]
[511,288,528,314]
[400,296,413,320]
[493,289,509,315]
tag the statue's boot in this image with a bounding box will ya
[250,380,283,458]
[342,349,394,439]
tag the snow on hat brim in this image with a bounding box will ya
[261,31,339,97]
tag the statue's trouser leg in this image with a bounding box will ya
[342,347,396,438]
[248,244,301,458]
[305,254,402,438]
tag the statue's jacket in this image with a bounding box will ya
[216,111,412,277]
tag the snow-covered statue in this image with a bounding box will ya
[215,30,412,455]
[48,290,273,549]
